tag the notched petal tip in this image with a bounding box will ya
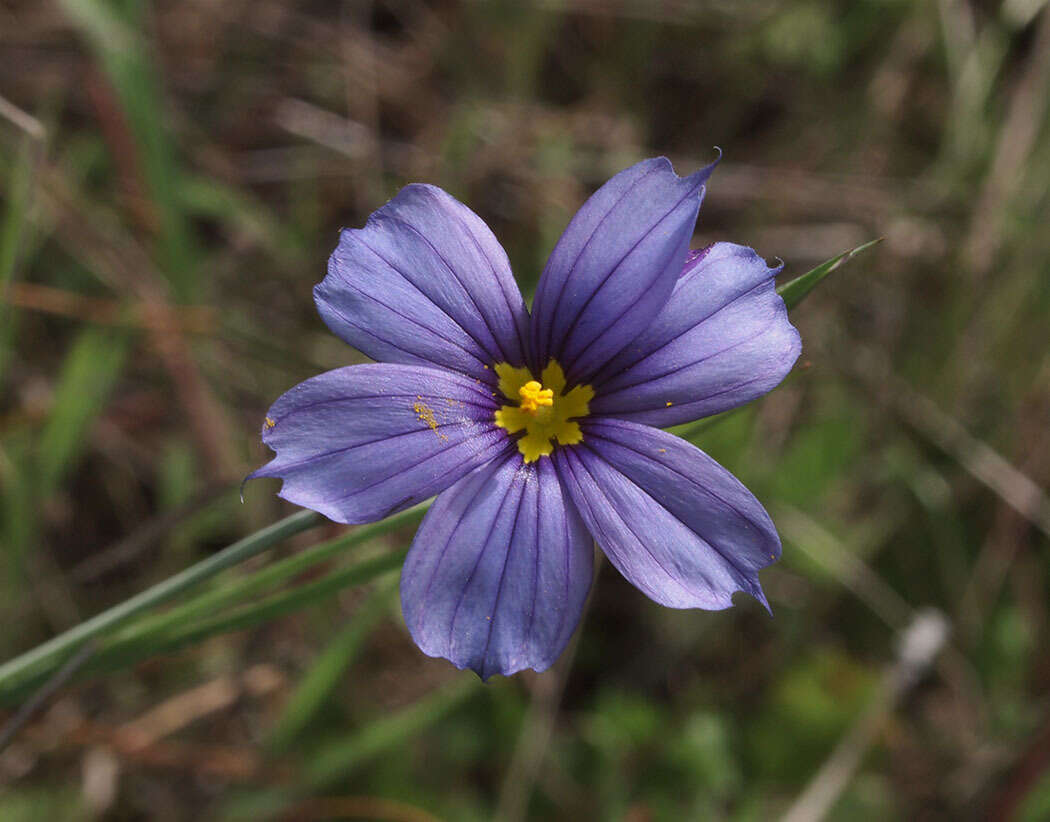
[664,149,721,194]
[692,146,722,179]
[751,584,774,617]
[555,420,782,614]
[651,147,721,182]
[590,240,803,427]
[401,457,593,680]
[430,647,560,682]
[243,417,287,502]
[726,580,774,618]
[315,183,528,379]
[530,155,721,384]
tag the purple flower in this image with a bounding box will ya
[250,157,801,679]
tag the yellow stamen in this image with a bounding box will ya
[493,360,593,462]
[518,380,554,413]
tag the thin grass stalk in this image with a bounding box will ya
[0,509,322,694]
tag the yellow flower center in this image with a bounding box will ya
[518,381,554,413]
[493,360,593,463]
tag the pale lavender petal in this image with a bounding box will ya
[401,455,593,680]
[316,184,530,381]
[590,243,801,426]
[554,419,779,611]
[248,364,512,524]
[529,156,717,385]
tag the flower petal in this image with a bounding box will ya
[401,454,594,679]
[554,418,779,611]
[590,243,801,426]
[529,156,717,385]
[315,184,530,380]
[249,364,512,524]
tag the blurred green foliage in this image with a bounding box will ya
[2,0,1049,820]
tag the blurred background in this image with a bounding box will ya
[2,0,1050,819]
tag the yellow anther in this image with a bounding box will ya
[518,380,554,413]
[493,360,593,463]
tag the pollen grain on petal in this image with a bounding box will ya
[264,416,276,429]
[413,400,448,441]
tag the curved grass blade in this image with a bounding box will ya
[777,238,882,311]
[0,509,323,699]
[117,504,427,647]
[266,582,397,753]
[0,548,405,704]
[306,675,480,789]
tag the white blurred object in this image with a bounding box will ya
[82,746,120,816]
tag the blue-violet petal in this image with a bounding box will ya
[249,364,512,524]
[316,184,530,381]
[401,454,593,679]
[590,242,801,426]
[529,156,717,385]
[554,418,779,611]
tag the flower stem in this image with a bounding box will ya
[115,504,426,645]
[0,509,323,693]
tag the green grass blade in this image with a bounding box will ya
[134,549,406,654]
[266,582,397,752]
[777,238,882,311]
[176,174,303,263]
[0,129,42,382]
[0,501,427,702]
[0,547,404,704]
[59,0,197,298]
[36,328,129,498]
[121,504,427,643]
[219,675,478,819]
[306,675,480,789]
[0,509,322,699]
[0,438,37,587]
[671,408,739,444]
